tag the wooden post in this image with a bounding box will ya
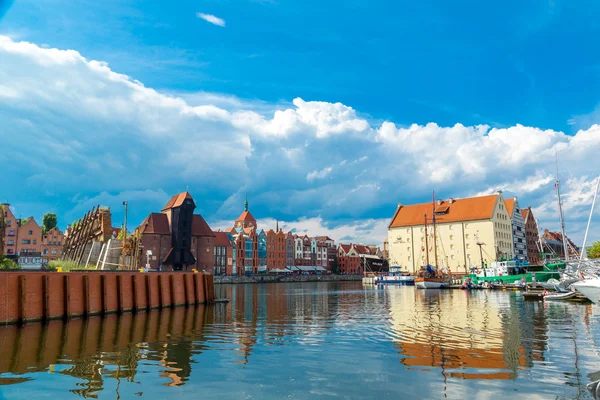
[18,276,26,325]
[169,275,176,308]
[84,275,90,317]
[132,275,138,313]
[184,274,190,307]
[43,275,50,322]
[193,274,199,305]
[116,275,123,315]
[146,274,152,311]
[101,275,108,315]
[63,275,70,320]
[158,275,164,309]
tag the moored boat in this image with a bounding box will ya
[571,279,600,304]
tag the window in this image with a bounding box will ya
[52,250,57,255]
[43,249,47,254]
[22,239,31,245]
[8,230,14,236]
[29,230,33,235]
[6,220,10,226]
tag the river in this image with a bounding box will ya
[0,281,599,399]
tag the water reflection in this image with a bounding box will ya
[0,282,598,399]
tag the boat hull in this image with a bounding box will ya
[377,276,416,285]
[571,280,600,304]
[415,278,448,289]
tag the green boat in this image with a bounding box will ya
[463,260,564,284]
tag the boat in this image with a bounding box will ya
[543,291,578,301]
[415,277,449,289]
[376,272,416,285]
[571,279,600,304]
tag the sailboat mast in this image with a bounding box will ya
[555,150,569,260]
[424,213,430,265]
[432,190,438,266]
[580,174,600,260]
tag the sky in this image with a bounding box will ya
[1,0,600,247]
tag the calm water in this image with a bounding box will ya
[0,282,599,399]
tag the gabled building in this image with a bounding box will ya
[18,217,42,255]
[1,203,18,257]
[266,228,286,270]
[337,243,383,274]
[504,197,527,262]
[388,192,514,273]
[213,231,233,275]
[542,230,579,260]
[42,227,64,263]
[315,236,337,271]
[521,207,542,265]
[228,199,260,274]
[138,192,215,271]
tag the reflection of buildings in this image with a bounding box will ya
[387,290,549,380]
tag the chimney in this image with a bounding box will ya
[497,190,503,195]
[437,200,443,206]
[397,203,402,208]
[449,198,454,204]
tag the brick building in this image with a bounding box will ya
[337,243,383,274]
[1,203,18,257]
[213,231,233,275]
[542,229,579,260]
[266,228,287,270]
[315,236,337,271]
[228,199,261,274]
[521,207,542,265]
[18,217,42,255]
[42,227,64,263]
[138,192,215,271]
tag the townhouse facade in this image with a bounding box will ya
[504,198,527,262]
[521,207,542,265]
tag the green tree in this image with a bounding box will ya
[42,212,57,234]
[588,241,600,259]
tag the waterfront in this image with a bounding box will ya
[0,282,599,399]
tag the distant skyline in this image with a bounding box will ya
[1,0,599,246]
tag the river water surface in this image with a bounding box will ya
[0,282,599,399]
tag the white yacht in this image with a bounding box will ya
[571,279,600,304]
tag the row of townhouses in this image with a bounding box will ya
[1,204,65,267]
[386,191,578,274]
[136,192,382,275]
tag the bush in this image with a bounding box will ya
[47,260,97,272]
[0,258,21,270]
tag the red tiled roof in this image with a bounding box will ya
[543,230,579,249]
[504,198,515,218]
[139,213,170,235]
[192,214,215,237]
[162,192,194,211]
[521,208,529,222]
[214,231,232,247]
[339,244,352,254]
[389,195,498,228]
[236,210,256,223]
[315,236,333,241]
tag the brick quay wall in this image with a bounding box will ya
[0,271,215,325]
[214,274,363,284]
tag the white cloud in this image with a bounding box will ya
[196,13,226,27]
[1,35,600,246]
[307,166,333,181]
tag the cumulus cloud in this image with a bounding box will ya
[1,35,600,246]
[196,13,226,27]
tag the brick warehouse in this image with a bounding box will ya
[138,192,215,272]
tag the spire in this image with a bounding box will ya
[244,197,248,212]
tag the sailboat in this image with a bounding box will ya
[570,174,600,304]
[415,191,451,289]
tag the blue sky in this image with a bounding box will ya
[1,0,600,245]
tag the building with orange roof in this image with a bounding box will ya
[387,192,514,273]
[504,197,527,262]
[1,203,19,257]
[41,226,64,263]
[542,229,579,259]
[213,231,233,275]
[228,198,261,274]
[137,192,216,271]
[521,207,542,265]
